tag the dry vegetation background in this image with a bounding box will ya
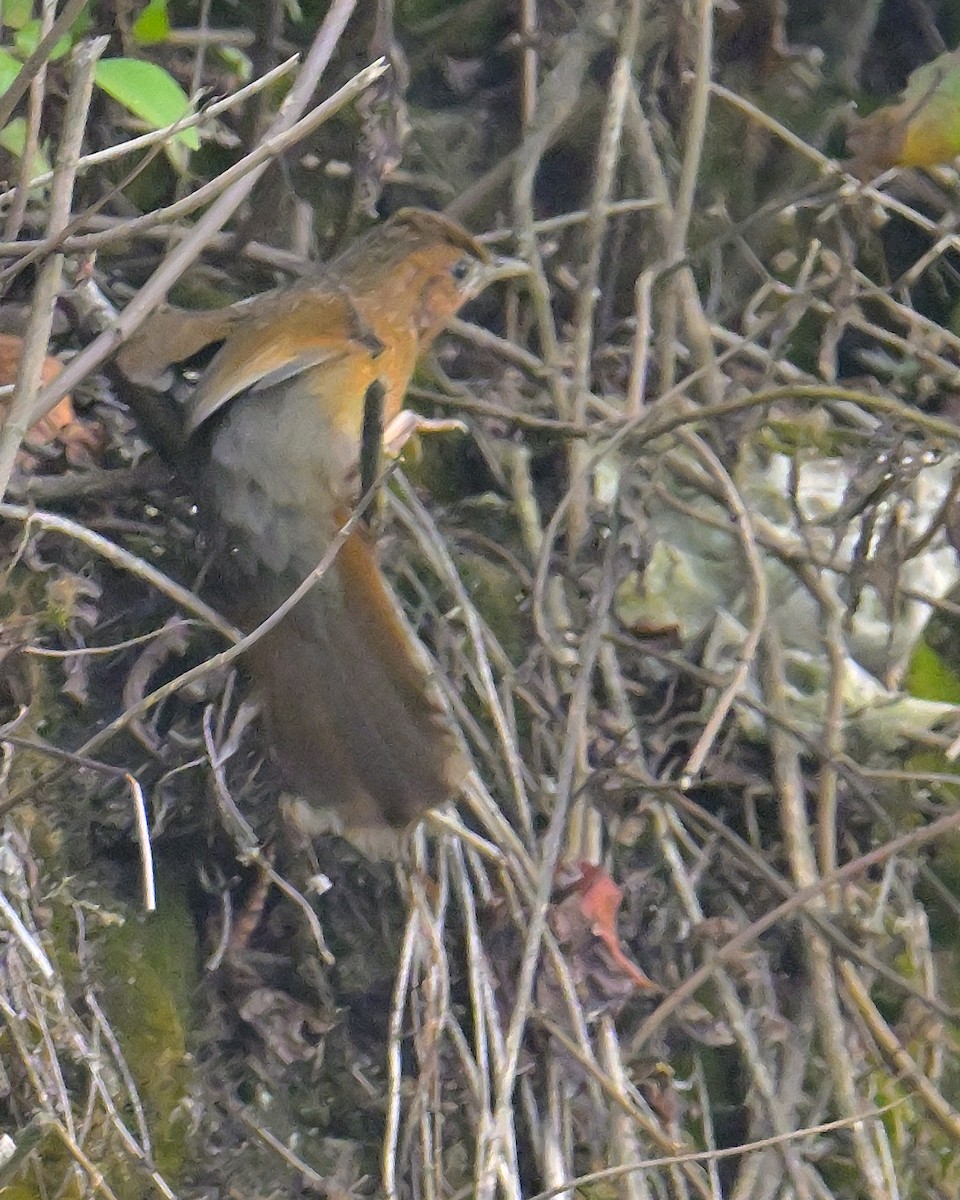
[6,0,960,1197]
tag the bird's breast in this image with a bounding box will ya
[205,372,355,581]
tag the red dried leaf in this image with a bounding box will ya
[570,862,660,993]
[0,332,103,469]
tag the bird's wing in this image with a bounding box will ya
[185,287,382,435]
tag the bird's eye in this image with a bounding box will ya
[450,257,473,283]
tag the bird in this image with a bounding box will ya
[173,209,491,834]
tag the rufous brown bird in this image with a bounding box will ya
[160,210,490,833]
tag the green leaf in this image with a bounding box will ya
[215,45,252,83]
[1,0,34,31]
[906,640,960,704]
[849,47,960,169]
[94,58,199,151]
[904,48,960,105]
[0,115,52,178]
[14,18,72,59]
[0,48,22,95]
[0,115,29,154]
[132,0,171,46]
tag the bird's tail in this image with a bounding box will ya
[243,527,467,831]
